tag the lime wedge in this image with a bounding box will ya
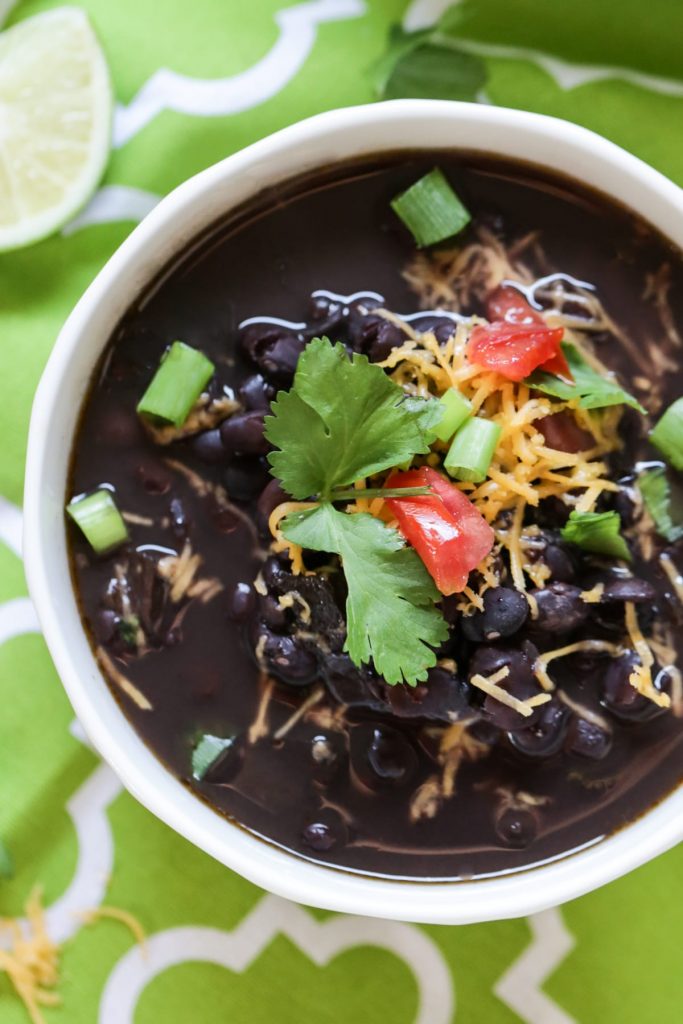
[0,7,112,251]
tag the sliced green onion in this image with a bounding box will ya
[66,490,128,555]
[425,387,472,444]
[391,168,471,247]
[137,341,215,427]
[0,839,13,880]
[191,734,236,782]
[560,510,631,561]
[638,467,683,543]
[444,416,501,483]
[650,397,683,471]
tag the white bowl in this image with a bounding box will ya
[24,100,683,924]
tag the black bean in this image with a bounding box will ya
[461,587,528,642]
[530,582,588,634]
[509,699,569,758]
[259,334,306,384]
[602,652,665,722]
[227,582,256,623]
[239,324,306,384]
[223,457,271,502]
[302,810,348,852]
[387,667,472,723]
[368,321,407,363]
[261,554,288,590]
[350,723,417,790]
[260,631,318,686]
[219,411,268,456]
[259,595,287,631]
[322,653,388,712]
[94,608,118,645]
[302,821,337,852]
[256,479,288,537]
[565,716,612,760]
[495,807,538,848]
[614,488,637,527]
[99,404,144,447]
[543,543,576,583]
[238,373,275,412]
[135,458,171,495]
[309,293,342,322]
[601,577,656,603]
[468,644,542,732]
[190,428,228,464]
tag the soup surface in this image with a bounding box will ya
[68,154,683,878]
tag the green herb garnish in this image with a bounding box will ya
[191,734,236,782]
[638,467,683,543]
[66,489,128,555]
[391,168,471,248]
[0,839,13,880]
[265,337,432,500]
[444,416,501,483]
[561,510,631,561]
[137,341,215,427]
[371,13,487,103]
[264,337,448,685]
[650,397,683,470]
[526,343,646,413]
[282,503,448,685]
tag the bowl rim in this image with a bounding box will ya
[24,99,683,925]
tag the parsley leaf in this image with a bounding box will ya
[281,503,448,685]
[526,343,646,413]
[265,337,431,500]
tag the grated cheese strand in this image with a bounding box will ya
[469,665,551,717]
[624,602,671,708]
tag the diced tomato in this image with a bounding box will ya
[486,284,544,326]
[468,321,566,382]
[385,466,494,596]
[481,286,573,382]
[537,411,594,453]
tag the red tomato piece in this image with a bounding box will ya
[468,321,565,382]
[484,285,573,381]
[486,284,544,325]
[385,467,494,596]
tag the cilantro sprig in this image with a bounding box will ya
[283,504,448,685]
[266,337,434,500]
[526,342,646,413]
[264,337,447,685]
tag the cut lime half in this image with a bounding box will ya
[0,7,113,251]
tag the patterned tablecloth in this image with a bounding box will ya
[1,1,682,1021]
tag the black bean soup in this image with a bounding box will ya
[68,154,683,879]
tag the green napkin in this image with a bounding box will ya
[1,1,682,1021]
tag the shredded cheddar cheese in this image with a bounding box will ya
[0,888,60,1024]
[624,602,670,708]
[469,665,551,717]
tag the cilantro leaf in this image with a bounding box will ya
[526,343,646,413]
[561,510,631,561]
[265,337,430,500]
[281,503,448,685]
[638,467,683,543]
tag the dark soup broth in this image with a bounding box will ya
[68,153,683,879]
